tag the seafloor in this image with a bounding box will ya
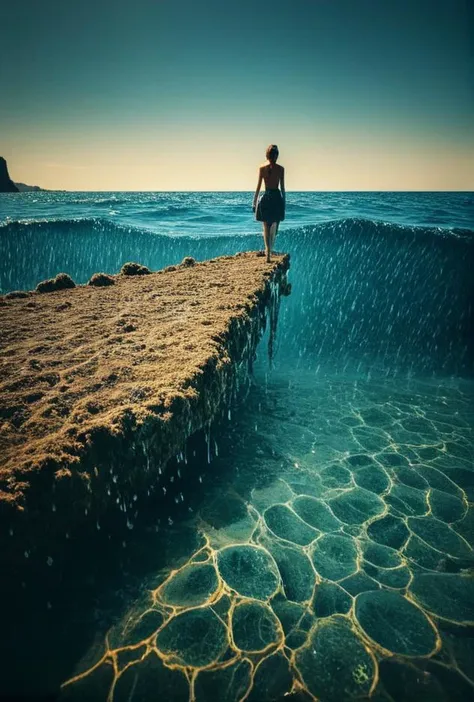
[58,366,474,702]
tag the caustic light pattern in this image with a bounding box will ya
[60,374,474,702]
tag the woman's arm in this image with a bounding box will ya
[280,166,285,206]
[252,167,263,211]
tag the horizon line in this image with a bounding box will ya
[4,189,473,194]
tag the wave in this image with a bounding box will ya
[69,197,129,207]
[1,215,472,375]
[132,203,248,218]
[1,215,472,242]
[0,216,140,234]
[283,217,474,243]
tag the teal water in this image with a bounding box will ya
[0,192,473,700]
[58,360,474,702]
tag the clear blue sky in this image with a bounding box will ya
[1,0,473,190]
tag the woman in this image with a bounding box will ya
[252,144,285,262]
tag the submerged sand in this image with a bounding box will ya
[0,252,289,514]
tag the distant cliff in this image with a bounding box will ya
[0,157,46,192]
[0,157,19,192]
[14,182,43,192]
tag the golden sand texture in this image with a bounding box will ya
[0,252,289,514]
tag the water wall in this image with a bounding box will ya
[1,216,473,374]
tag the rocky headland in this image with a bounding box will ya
[0,156,45,192]
[0,156,19,192]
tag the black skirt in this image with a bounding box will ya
[256,189,285,224]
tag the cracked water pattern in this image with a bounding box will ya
[61,367,474,702]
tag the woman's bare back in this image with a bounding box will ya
[260,162,284,190]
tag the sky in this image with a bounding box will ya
[1,0,473,191]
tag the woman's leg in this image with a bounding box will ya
[270,222,279,252]
[263,222,271,262]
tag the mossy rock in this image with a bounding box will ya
[88,272,115,286]
[329,487,385,525]
[367,515,410,549]
[216,545,280,600]
[156,607,227,668]
[160,562,219,607]
[120,262,151,276]
[311,533,358,581]
[410,572,474,624]
[266,541,316,602]
[264,504,319,545]
[181,256,196,267]
[292,496,342,532]
[295,615,376,700]
[231,601,282,652]
[312,581,352,617]
[354,590,439,656]
[5,290,31,299]
[164,265,177,272]
[36,273,76,293]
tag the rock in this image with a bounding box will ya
[0,157,19,193]
[88,273,115,287]
[36,273,76,293]
[5,291,31,299]
[180,257,196,267]
[0,253,291,619]
[120,262,151,276]
[13,182,43,192]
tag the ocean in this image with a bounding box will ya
[1,191,474,700]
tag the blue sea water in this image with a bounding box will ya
[1,191,473,373]
[1,191,474,700]
[1,190,474,235]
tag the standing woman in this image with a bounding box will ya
[252,145,285,262]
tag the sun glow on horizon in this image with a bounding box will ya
[2,0,473,191]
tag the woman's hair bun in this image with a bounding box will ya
[266,144,279,161]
